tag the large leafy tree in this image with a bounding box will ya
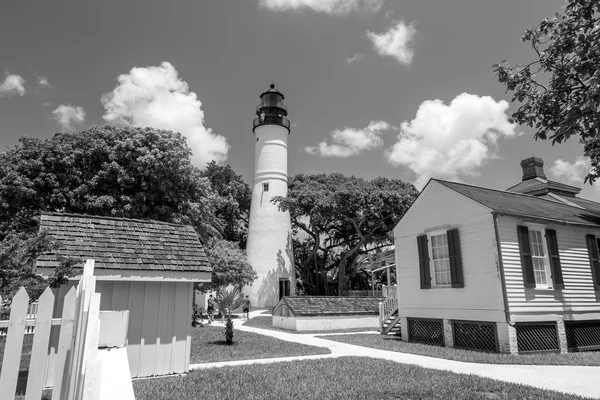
[273,173,418,296]
[493,0,600,182]
[0,125,254,303]
[0,125,219,238]
[200,161,251,248]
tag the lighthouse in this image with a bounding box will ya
[245,84,295,307]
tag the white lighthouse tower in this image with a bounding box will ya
[245,83,295,308]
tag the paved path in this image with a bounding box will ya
[190,311,600,399]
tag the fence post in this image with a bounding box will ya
[0,288,30,398]
[51,287,77,400]
[25,287,55,400]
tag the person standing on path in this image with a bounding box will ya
[242,295,251,320]
[207,294,215,324]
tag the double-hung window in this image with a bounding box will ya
[528,229,551,288]
[517,224,564,289]
[429,232,451,287]
[417,228,463,289]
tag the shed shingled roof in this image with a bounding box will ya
[277,296,384,316]
[37,213,210,272]
[435,180,600,226]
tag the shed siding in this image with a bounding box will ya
[92,281,192,377]
[498,216,600,319]
[394,181,505,321]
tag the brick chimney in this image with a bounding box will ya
[521,157,546,181]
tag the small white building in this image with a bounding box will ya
[272,296,382,331]
[392,157,600,354]
[37,212,212,378]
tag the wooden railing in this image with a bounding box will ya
[378,297,399,327]
[382,285,397,300]
[347,290,383,297]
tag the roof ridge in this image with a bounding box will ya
[432,179,597,210]
[40,211,192,228]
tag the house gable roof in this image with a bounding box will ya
[435,180,600,227]
[37,212,210,272]
[276,296,383,316]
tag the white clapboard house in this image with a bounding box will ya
[391,157,600,354]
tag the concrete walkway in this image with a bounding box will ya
[190,311,600,399]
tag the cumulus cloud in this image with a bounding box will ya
[385,93,518,189]
[101,61,229,166]
[52,105,86,131]
[367,21,416,65]
[259,0,384,14]
[0,74,26,97]
[36,75,52,89]
[550,157,592,184]
[306,120,391,158]
[346,53,364,64]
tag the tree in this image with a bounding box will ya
[196,239,257,293]
[493,0,600,182]
[0,230,80,315]
[273,173,418,296]
[0,125,220,239]
[0,125,244,304]
[200,161,251,248]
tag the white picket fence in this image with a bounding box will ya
[0,303,39,337]
[0,259,103,400]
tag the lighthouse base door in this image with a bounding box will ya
[279,278,291,300]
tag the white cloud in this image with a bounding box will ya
[346,53,364,64]
[550,157,592,184]
[36,75,52,89]
[367,21,416,65]
[306,120,391,158]
[52,105,86,131]
[259,0,384,14]
[0,74,26,97]
[385,93,518,189]
[101,61,229,167]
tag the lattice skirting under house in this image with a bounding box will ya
[452,320,498,353]
[407,318,444,346]
[515,322,560,353]
[565,320,600,352]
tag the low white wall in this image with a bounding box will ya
[296,315,379,331]
[272,315,297,330]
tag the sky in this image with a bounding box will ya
[1,0,597,200]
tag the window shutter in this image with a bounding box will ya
[545,229,564,289]
[585,234,600,291]
[517,225,536,289]
[447,229,464,288]
[417,235,431,289]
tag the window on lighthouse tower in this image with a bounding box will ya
[263,182,269,192]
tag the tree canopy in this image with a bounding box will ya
[493,0,600,182]
[200,161,251,248]
[196,239,257,293]
[273,173,418,296]
[0,125,254,302]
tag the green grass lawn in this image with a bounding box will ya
[132,356,591,400]
[320,333,600,366]
[190,325,330,364]
[243,315,378,334]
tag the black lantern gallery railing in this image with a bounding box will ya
[253,115,291,131]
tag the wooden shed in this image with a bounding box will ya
[36,212,211,378]
[272,296,382,331]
